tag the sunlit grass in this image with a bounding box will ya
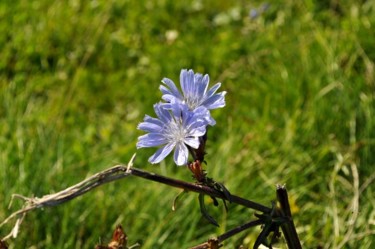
[1,1,374,248]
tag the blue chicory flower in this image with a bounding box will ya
[136,102,211,166]
[159,69,226,123]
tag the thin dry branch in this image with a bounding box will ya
[189,220,263,249]
[0,154,136,240]
[1,154,271,241]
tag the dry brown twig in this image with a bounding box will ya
[0,153,271,243]
[1,153,301,249]
[0,154,136,240]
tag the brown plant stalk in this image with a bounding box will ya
[0,154,270,241]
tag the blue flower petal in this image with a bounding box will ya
[188,125,207,137]
[161,94,178,103]
[161,78,183,100]
[202,92,226,109]
[159,85,172,95]
[197,74,209,98]
[137,133,167,148]
[137,122,163,133]
[206,115,216,126]
[184,137,200,149]
[180,69,194,98]
[173,142,189,166]
[205,83,222,99]
[154,103,172,123]
[193,73,203,97]
[183,106,211,128]
[170,101,185,119]
[149,142,175,164]
[143,115,164,126]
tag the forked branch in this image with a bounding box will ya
[1,155,301,249]
[0,154,270,241]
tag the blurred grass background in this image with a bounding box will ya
[0,0,374,248]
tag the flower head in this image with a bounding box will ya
[137,102,210,166]
[160,69,226,115]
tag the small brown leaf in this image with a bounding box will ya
[108,225,127,249]
[189,238,222,249]
[95,224,127,249]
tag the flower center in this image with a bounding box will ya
[165,118,186,143]
[184,96,202,110]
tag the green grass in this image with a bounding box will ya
[1,1,374,248]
